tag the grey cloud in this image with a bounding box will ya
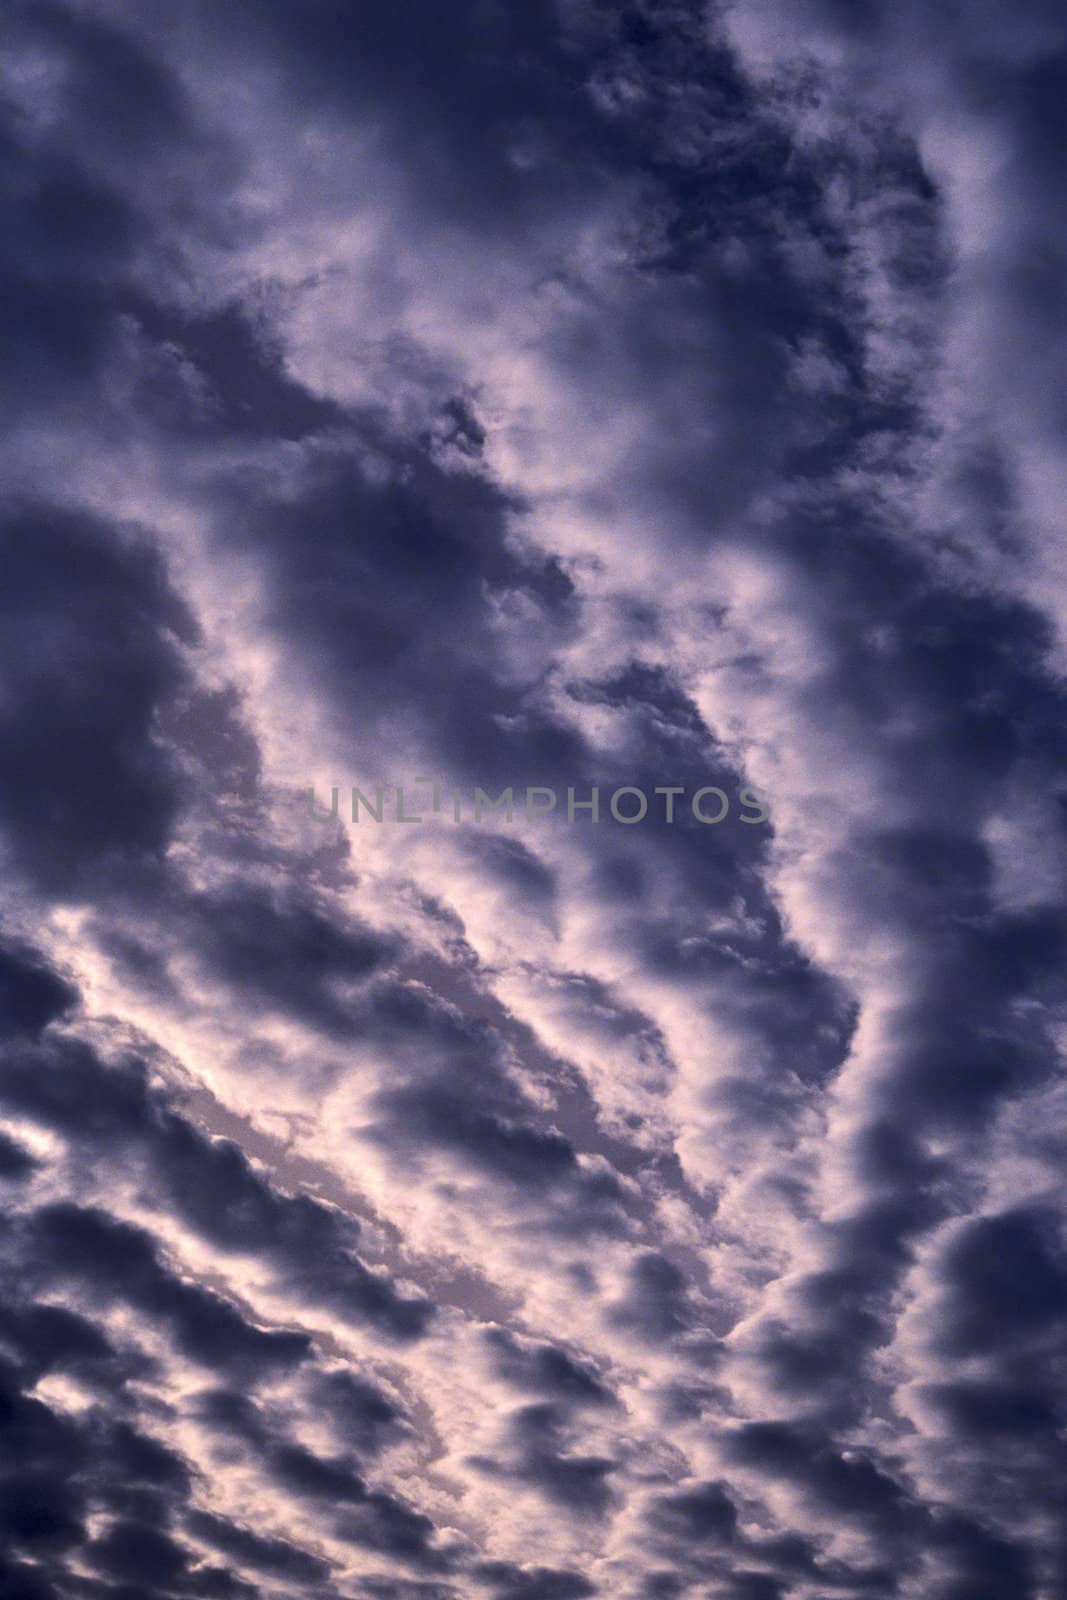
[3,0,1067,1594]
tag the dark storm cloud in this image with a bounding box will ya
[0,941,464,1588]
[202,0,850,534]
[26,1201,312,1375]
[212,445,583,791]
[0,936,78,1037]
[608,1250,698,1345]
[184,1510,333,1587]
[704,504,1067,1500]
[173,879,399,1039]
[0,0,224,434]
[648,1480,738,1545]
[122,296,349,442]
[0,1342,261,1598]
[307,1370,410,1458]
[725,1421,920,1536]
[149,0,622,228]
[472,1562,595,1600]
[0,1019,435,1342]
[0,1128,38,1180]
[0,1299,129,1393]
[0,503,196,894]
[468,1401,616,1518]
[3,0,1067,1594]
[483,1327,616,1408]
[932,1206,1067,1360]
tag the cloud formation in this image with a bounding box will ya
[2,1,1067,1596]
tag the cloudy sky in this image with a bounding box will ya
[3,2,1067,1597]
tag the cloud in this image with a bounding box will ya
[2,0,1067,1594]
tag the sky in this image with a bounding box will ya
[2,2,1067,1598]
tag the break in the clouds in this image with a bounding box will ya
[2,1,1067,1596]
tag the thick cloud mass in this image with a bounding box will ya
[2,1,1067,1596]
